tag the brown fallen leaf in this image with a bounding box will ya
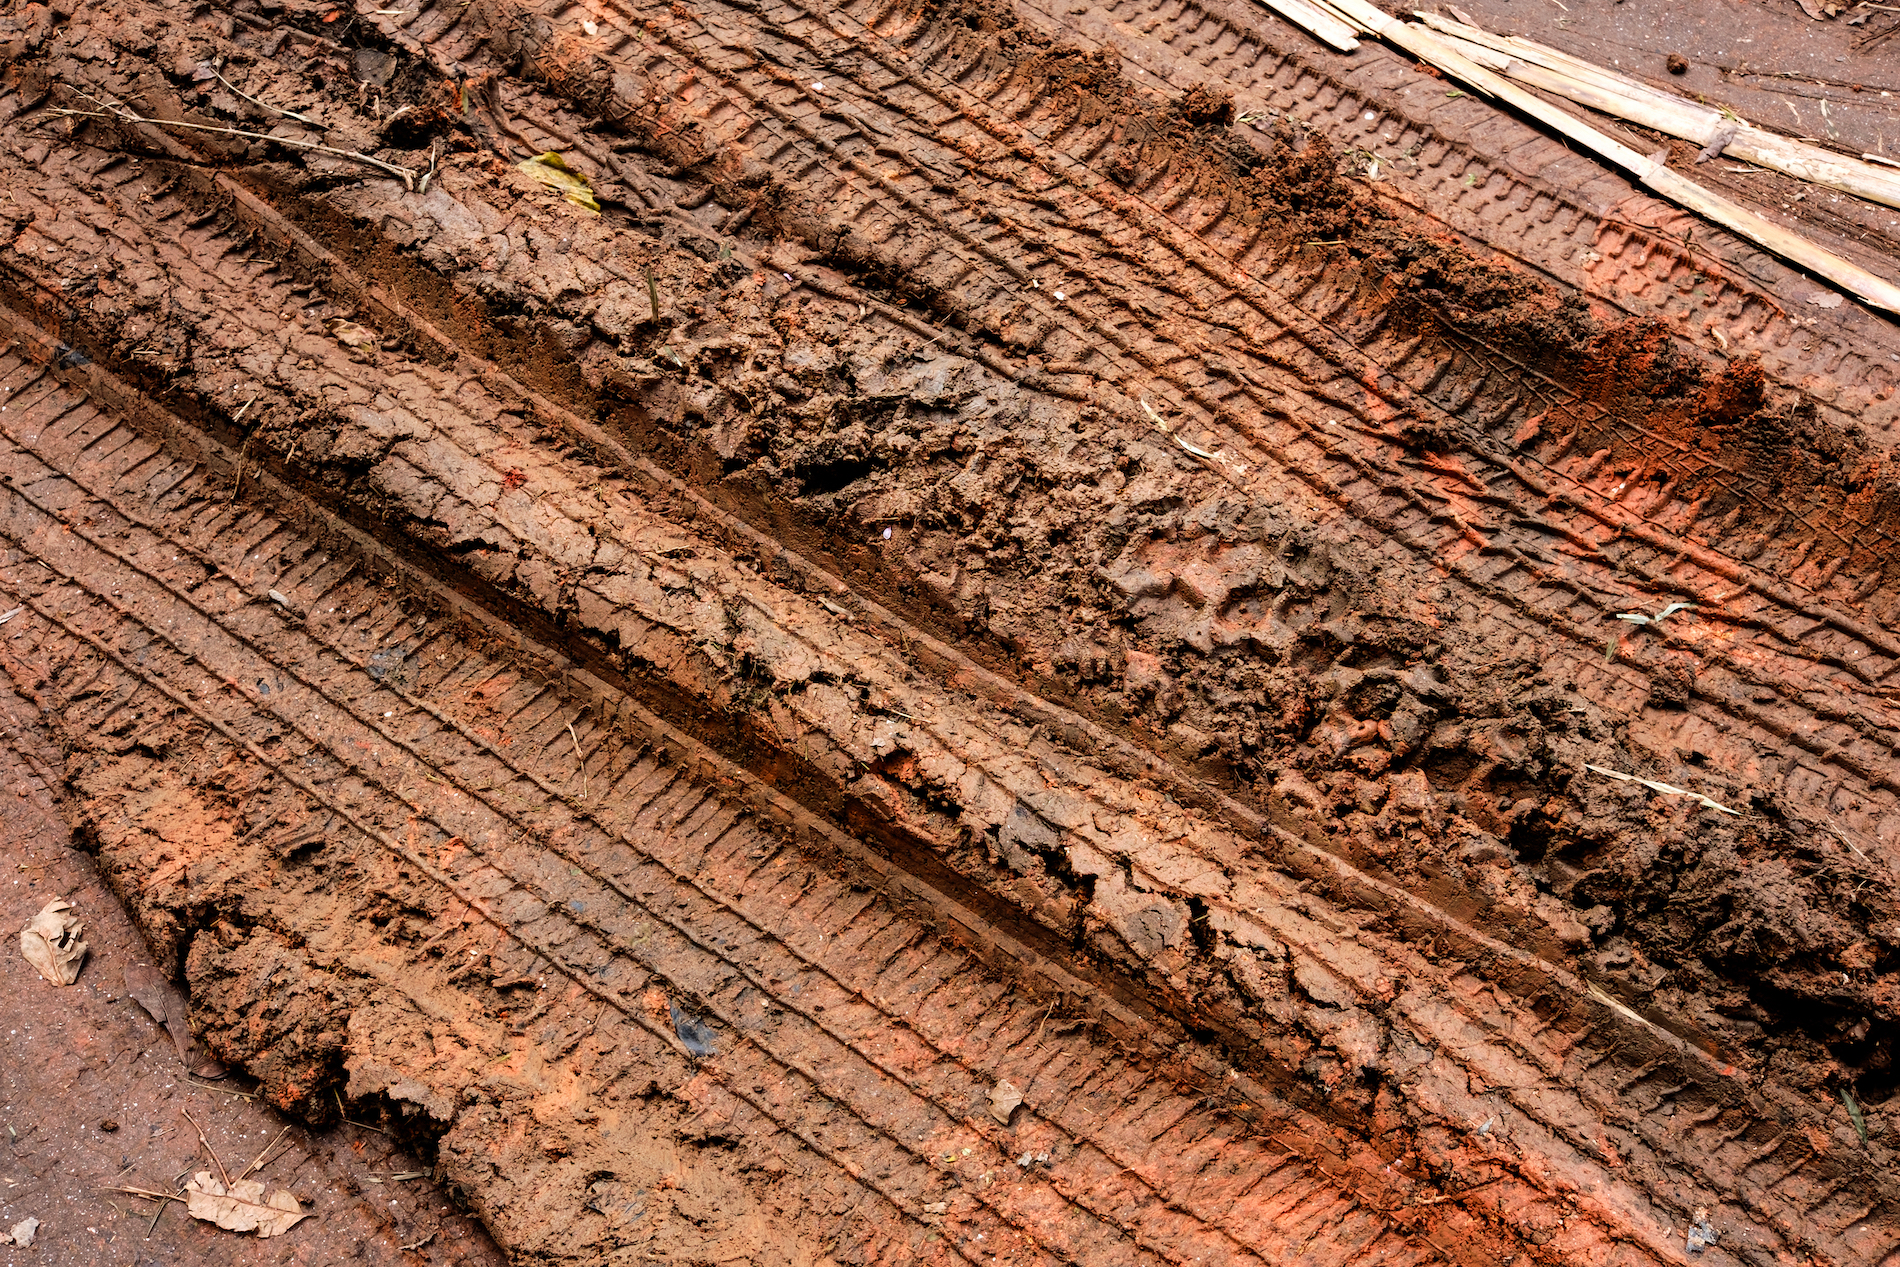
[124,964,227,1079]
[20,898,86,985]
[183,1171,309,1238]
[988,1078,1023,1125]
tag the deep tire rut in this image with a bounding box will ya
[0,338,1452,1267]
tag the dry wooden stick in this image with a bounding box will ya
[1415,13,1900,211]
[1268,0,1900,314]
[240,1125,294,1181]
[181,1109,231,1190]
[1266,0,1362,50]
[566,718,589,799]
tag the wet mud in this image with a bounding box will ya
[2,0,1900,1261]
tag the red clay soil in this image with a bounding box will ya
[0,0,1898,1263]
[0,674,506,1264]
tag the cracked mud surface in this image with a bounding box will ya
[1,0,1898,1262]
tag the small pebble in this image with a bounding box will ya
[1666,53,1689,75]
[101,1119,118,1132]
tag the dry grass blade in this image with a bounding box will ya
[109,1185,186,1203]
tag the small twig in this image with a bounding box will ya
[1825,821,1868,857]
[401,1231,439,1251]
[186,1076,257,1099]
[1028,1000,1057,1050]
[567,718,589,799]
[212,70,314,124]
[1413,1176,1504,1206]
[182,1109,231,1190]
[231,430,256,502]
[110,1184,187,1203]
[49,104,422,190]
[241,1125,293,1181]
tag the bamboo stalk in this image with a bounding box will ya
[1259,0,1362,51]
[1415,13,1900,210]
[1293,0,1900,314]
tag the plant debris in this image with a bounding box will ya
[988,1079,1023,1125]
[1841,1086,1869,1143]
[124,964,227,1077]
[327,319,378,349]
[19,897,87,985]
[516,152,601,214]
[1583,764,1741,815]
[183,1171,310,1237]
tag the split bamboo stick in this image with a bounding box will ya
[1269,0,1362,51]
[1415,12,1900,210]
[1255,0,1900,314]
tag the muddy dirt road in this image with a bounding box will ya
[0,0,1897,1261]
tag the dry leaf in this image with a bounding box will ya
[1806,290,1846,309]
[184,1171,309,1238]
[988,1079,1023,1125]
[124,964,228,1078]
[327,319,378,349]
[20,898,87,985]
[516,152,602,214]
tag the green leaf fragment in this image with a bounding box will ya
[516,152,601,214]
[1841,1087,1868,1144]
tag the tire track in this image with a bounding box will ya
[7,26,1900,1265]
[342,0,1900,847]
[4,242,1897,1264]
[0,343,1475,1267]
